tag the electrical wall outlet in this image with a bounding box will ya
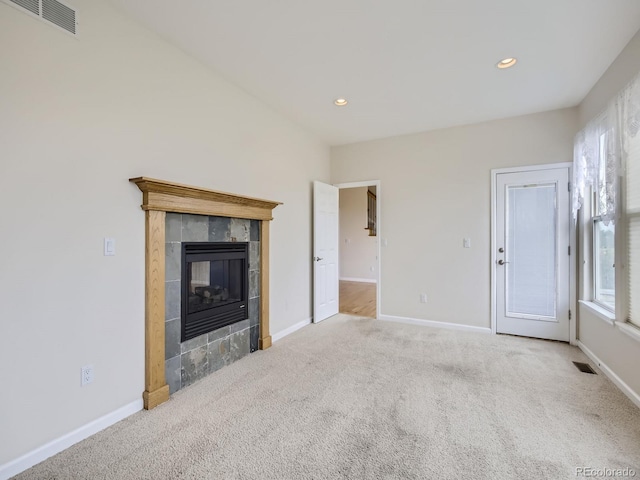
[81,364,94,386]
[420,293,428,303]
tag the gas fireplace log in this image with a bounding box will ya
[194,286,224,298]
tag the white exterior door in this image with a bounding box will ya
[495,167,571,341]
[313,181,339,323]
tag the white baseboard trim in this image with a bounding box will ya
[272,317,312,343]
[379,314,492,334]
[577,341,640,409]
[0,399,143,480]
[339,277,377,284]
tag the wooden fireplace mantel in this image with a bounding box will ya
[130,177,282,409]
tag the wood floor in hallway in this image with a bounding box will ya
[339,280,376,318]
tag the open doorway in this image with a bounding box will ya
[337,183,379,318]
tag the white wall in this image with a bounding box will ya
[331,108,578,328]
[579,30,640,128]
[575,29,640,401]
[339,187,377,281]
[0,0,329,467]
[578,305,640,400]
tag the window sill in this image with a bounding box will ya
[579,300,616,326]
[615,321,640,343]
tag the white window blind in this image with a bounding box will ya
[627,126,640,327]
[506,185,557,317]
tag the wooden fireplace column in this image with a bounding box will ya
[130,177,281,410]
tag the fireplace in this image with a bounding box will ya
[182,242,249,342]
[130,176,280,409]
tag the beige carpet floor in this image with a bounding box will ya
[14,314,640,480]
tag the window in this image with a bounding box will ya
[573,72,640,330]
[592,132,615,310]
[626,117,640,327]
[593,219,615,308]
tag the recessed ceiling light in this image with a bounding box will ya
[496,57,517,69]
[334,98,348,106]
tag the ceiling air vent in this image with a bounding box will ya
[42,0,75,34]
[3,0,77,36]
[10,0,38,15]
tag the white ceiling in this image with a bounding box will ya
[111,0,640,146]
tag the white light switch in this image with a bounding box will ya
[382,238,388,247]
[104,238,116,256]
[463,238,471,248]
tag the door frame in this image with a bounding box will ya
[490,163,576,345]
[334,180,382,319]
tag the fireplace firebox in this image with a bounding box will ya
[181,242,249,342]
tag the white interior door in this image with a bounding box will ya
[313,181,339,323]
[495,167,570,341]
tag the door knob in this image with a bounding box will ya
[314,257,323,262]
[498,259,509,265]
